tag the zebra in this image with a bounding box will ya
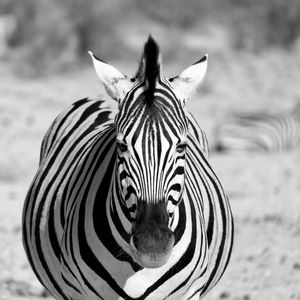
[22,36,234,300]
[213,103,300,153]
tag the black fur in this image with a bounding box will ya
[192,55,207,65]
[136,36,161,106]
[91,52,107,64]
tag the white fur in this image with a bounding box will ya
[170,54,208,104]
[88,51,132,102]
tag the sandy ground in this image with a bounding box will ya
[0,52,300,300]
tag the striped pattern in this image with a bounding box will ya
[214,106,300,153]
[23,37,233,300]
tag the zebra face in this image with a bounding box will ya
[115,89,189,216]
[89,36,208,268]
[115,92,188,267]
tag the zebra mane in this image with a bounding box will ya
[136,36,161,106]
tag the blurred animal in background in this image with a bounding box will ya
[22,36,233,300]
[0,14,16,57]
[213,102,300,153]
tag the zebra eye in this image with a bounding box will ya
[117,142,128,152]
[176,143,187,153]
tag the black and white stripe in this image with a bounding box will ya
[23,36,233,300]
[214,104,300,153]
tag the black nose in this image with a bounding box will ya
[131,201,174,258]
[132,219,174,254]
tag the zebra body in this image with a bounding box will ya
[23,37,233,300]
[214,107,300,152]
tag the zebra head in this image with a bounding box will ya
[89,36,207,268]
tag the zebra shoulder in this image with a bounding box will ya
[40,97,115,163]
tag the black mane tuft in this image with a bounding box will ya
[137,35,161,106]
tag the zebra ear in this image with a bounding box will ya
[88,51,132,102]
[170,54,208,104]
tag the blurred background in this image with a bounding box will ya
[1,0,300,299]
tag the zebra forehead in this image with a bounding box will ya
[130,112,186,143]
[121,89,181,117]
[117,90,187,137]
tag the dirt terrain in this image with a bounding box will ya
[0,51,300,300]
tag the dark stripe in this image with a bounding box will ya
[167,186,207,298]
[60,250,86,293]
[43,98,90,161]
[61,272,81,294]
[192,55,207,65]
[188,137,214,245]
[30,101,103,238]
[197,150,229,294]
[136,187,197,299]
[78,145,136,299]
[91,52,107,64]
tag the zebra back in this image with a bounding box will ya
[214,108,300,153]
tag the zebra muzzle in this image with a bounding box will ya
[130,202,175,268]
